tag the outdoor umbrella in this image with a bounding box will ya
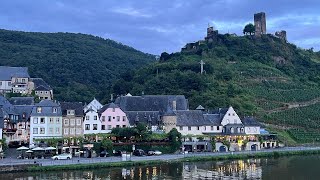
[45,147,56,151]
[26,150,33,153]
[16,146,29,151]
[32,147,45,151]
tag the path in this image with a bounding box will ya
[266,97,320,114]
[1,146,320,167]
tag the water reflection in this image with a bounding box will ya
[3,155,320,180]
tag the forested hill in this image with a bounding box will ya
[0,29,155,102]
[113,34,320,143]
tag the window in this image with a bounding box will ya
[117,116,120,121]
[108,116,111,121]
[53,108,57,113]
[123,116,126,121]
[204,126,206,130]
[188,126,191,131]
[112,108,115,112]
[40,128,45,134]
[33,128,38,134]
[179,126,183,131]
[56,118,60,123]
[123,125,126,128]
[55,127,60,134]
[70,128,75,134]
[217,126,220,130]
[70,119,75,126]
[102,116,105,121]
[86,116,89,120]
[241,128,244,133]
[237,127,240,133]
[64,119,69,125]
[40,118,45,124]
[64,128,69,135]
[37,107,42,113]
[67,110,75,115]
[33,118,38,124]
[116,125,120,128]
[232,113,235,116]
[93,124,98,130]
[228,113,231,116]
[85,124,90,130]
[8,82,11,86]
[197,126,200,130]
[101,125,105,130]
[76,119,81,125]
[76,128,81,134]
[49,128,53,134]
[94,116,97,120]
[211,126,213,131]
[107,125,112,130]
[49,118,54,123]
[22,79,26,83]
[230,127,234,133]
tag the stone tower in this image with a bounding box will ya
[254,12,266,36]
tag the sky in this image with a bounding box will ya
[0,0,319,55]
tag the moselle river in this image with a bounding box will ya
[2,155,320,180]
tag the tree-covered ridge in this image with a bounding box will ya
[113,34,320,140]
[0,29,155,102]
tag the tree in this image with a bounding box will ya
[243,23,255,35]
[101,139,113,152]
[168,128,182,152]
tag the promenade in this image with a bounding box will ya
[1,146,320,167]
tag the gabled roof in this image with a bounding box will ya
[176,110,212,126]
[0,66,30,81]
[31,100,62,116]
[98,103,120,115]
[0,95,16,114]
[14,105,34,122]
[125,111,160,126]
[203,114,222,125]
[115,95,189,113]
[60,102,84,116]
[31,78,52,91]
[196,105,205,110]
[242,117,261,127]
[9,97,34,106]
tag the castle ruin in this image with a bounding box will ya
[254,12,266,36]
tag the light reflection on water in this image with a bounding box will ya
[3,155,320,180]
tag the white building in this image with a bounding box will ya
[29,100,62,146]
[0,66,31,94]
[83,107,101,134]
[84,98,102,112]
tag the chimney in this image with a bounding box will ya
[172,100,177,111]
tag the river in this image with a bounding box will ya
[2,155,320,180]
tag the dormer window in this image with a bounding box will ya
[67,110,75,115]
[53,108,57,113]
[37,107,42,113]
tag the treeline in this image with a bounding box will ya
[0,29,155,103]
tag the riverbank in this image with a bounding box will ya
[26,147,320,172]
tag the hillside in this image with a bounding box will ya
[113,34,320,144]
[0,29,154,102]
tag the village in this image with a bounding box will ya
[0,65,279,160]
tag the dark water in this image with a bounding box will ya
[2,155,320,180]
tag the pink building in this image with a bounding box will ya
[99,103,129,133]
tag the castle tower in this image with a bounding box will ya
[254,12,266,36]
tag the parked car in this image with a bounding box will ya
[113,150,125,156]
[133,149,145,156]
[154,150,162,155]
[147,150,155,156]
[52,153,72,160]
[100,151,110,157]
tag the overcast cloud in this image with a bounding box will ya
[0,0,319,54]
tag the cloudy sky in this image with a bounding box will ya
[0,0,319,55]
